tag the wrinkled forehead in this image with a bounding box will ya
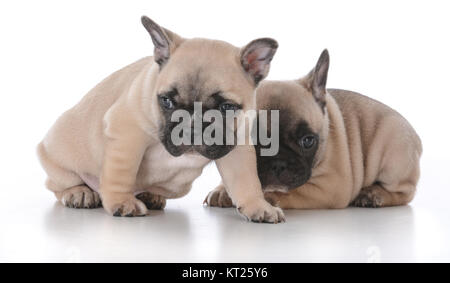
[156,39,254,103]
[257,81,324,133]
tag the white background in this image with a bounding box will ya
[0,0,449,263]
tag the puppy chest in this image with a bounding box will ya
[138,145,210,188]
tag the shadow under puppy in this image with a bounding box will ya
[206,49,422,209]
[37,16,285,222]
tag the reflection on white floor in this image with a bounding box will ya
[0,158,449,263]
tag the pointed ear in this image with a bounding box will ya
[141,16,184,68]
[302,49,330,109]
[240,38,278,85]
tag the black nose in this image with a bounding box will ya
[271,160,287,176]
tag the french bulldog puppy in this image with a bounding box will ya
[205,50,422,209]
[37,16,285,223]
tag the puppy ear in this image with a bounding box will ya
[141,16,184,68]
[301,49,330,109]
[240,38,278,85]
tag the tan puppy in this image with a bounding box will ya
[205,50,422,209]
[37,16,285,222]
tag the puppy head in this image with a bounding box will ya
[255,49,330,191]
[141,16,278,159]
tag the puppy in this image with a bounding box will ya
[37,16,285,223]
[205,50,422,209]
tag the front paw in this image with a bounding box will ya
[237,200,285,224]
[102,192,148,217]
[204,185,233,208]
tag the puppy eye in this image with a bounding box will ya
[219,103,239,113]
[301,135,316,149]
[159,96,175,110]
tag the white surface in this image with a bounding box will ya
[1,0,450,263]
[1,160,450,263]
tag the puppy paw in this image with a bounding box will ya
[60,186,101,209]
[204,184,233,208]
[351,188,383,208]
[136,192,166,210]
[237,200,285,224]
[102,193,148,217]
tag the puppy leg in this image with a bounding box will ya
[353,120,421,208]
[264,179,352,209]
[99,133,150,217]
[216,145,285,223]
[352,142,420,208]
[351,182,416,208]
[37,142,102,209]
[204,183,233,208]
[136,192,166,210]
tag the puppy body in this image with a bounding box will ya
[38,17,285,222]
[39,57,210,197]
[262,86,421,209]
[206,50,422,209]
